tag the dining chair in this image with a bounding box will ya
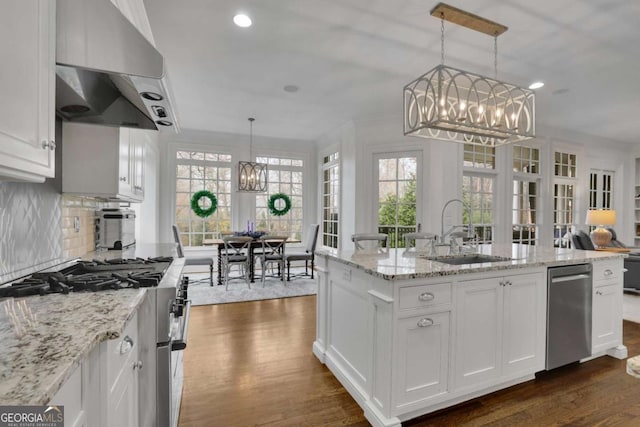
[257,235,288,286]
[352,233,388,251]
[172,224,214,286]
[221,236,253,290]
[285,224,319,281]
[404,232,437,254]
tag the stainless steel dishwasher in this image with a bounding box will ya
[546,263,593,370]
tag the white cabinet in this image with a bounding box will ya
[592,259,623,354]
[63,122,152,202]
[455,272,545,390]
[395,311,450,408]
[0,0,55,182]
[101,312,140,427]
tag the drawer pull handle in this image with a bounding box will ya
[120,335,134,355]
[133,360,143,370]
[418,292,435,302]
[596,290,603,296]
[417,318,434,327]
[604,269,613,277]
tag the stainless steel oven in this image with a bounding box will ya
[137,258,190,427]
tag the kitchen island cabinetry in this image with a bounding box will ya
[315,245,627,427]
[62,122,152,202]
[592,259,624,356]
[0,0,56,182]
[455,272,545,390]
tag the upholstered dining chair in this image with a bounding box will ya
[352,233,388,251]
[403,232,437,254]
[285,224,319,281]
[257,235,288,286]
[221,236,253,290]
[172,224,214,286]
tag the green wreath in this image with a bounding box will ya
[268,193,292,216]
[190,190,217,218]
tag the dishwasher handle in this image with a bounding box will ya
[550,273,591,284]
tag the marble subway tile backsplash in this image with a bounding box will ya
[61,195,103,259]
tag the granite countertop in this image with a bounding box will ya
[316,244,627,280]
[0,243,180,405]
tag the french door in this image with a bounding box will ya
[374,152,421,248]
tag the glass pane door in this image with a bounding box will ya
[375,153,420,248]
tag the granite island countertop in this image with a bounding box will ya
[316,244,627,280]
[0,243,182,405]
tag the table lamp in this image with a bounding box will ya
[585,209,616,248]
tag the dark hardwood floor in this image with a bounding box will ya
[178,296,640,426]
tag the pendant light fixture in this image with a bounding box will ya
[237,117,268,192]
[403,3,535,146]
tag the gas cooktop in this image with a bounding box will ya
[0,257,173,298]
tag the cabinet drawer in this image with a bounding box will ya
[104,313,138,393]
[593,261,621,282]
[399,283,452,311]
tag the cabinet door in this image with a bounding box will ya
[110,356,139,427]
[502,273,545,377]
[592,283,622,353]
[395,312,450,408]
[455,278,502,389]
[0,0,55,182]
[118,128,134,198]
[130,129,147,200]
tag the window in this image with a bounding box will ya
[322,152,340,249]
[463,144,495,244]
[463,173,494,243]
[255,156,304,240]
[553,150,577,248]
[175,151,232,247]
[589,169,614,210]
[376,154,418,248]
[512,145,540,245]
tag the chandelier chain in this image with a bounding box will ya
[248,117,255,160]
[440,13,445,65]
[494,35,498,79]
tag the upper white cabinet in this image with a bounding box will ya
[0,0,55,182]
[62,122,153,202]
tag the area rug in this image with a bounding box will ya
[187,270,317,306]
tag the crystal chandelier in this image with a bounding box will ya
[403,3,535,146]
[237,117,268,192]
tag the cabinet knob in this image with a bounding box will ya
[417,318,434,327]
[418,292,435,302]
[41,140,55,150]
[120,336,134,354]
[604,269,613,277]
[133,360,143,370]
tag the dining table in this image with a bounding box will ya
[203,237,300,286]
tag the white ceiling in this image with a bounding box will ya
[144,0,640,144]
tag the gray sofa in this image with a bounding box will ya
[571,230,640,291]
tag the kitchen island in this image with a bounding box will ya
[313,244,627,427]
[0,244,181,410]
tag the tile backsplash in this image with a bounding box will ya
[61,195,103,259]
[0,181,62,283]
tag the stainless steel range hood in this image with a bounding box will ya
[56,0,178,131]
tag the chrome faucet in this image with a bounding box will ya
[440,198,474,245]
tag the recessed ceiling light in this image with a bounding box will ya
[283,85,299,93]
[528,81,544,90]
[233,13,252,28]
